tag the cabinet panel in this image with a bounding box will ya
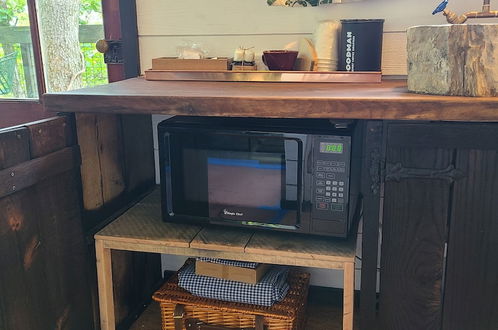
[379,147,452,330]
[442,150,498,330]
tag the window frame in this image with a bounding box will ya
[0,0,48,129]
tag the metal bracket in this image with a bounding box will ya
[101,40,123,64]
[385,163,465,183]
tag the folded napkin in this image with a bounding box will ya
[178,262,289,306]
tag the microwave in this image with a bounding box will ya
[158,116,362,238]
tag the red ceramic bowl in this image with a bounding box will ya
[262,50,299,71]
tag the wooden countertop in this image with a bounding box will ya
[43,77,498,121]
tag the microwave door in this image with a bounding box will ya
[163,130,303,229]
[204,133,303,229]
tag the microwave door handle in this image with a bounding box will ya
[306,146,313,174]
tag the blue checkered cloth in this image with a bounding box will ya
[178,263,290,307]
[196,258,259,269]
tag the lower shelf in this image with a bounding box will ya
[129,286,359,330]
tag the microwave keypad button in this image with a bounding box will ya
[338,162,346,167]
[316,172,326,179]
[326,180,331,185]
[332,193,337,197]
[316,196,325,202]
[332,198,337,203]
[339,187,344,192]
[330,161,338,166]
[316,188,325,194]
[325,186,331,191]
[316,202,329,210]
[324,166,333,172]
[317,161,326,166]
[316,180,325,186]
[339,181,345,186]
[338,193,344,198]
[317,166,325,172]
[325,192,331,197]
[332,181,338,185]
[338,198,345,203]
[332,187,338,191]
[324,197,331,202]
[326,173,335,179]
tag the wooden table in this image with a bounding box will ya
[95,189,357,330]
[44,77,498,121]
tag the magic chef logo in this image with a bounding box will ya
[223,208,244,217]
[345,31,355,72]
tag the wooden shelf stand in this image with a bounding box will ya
[95,189,357,330]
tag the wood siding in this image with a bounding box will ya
[135,0,497,76]
[0,116,94,330]
[378,123,498,330]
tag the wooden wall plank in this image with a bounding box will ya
[0,190,53,330]
[0,146,80,200]
[32,170,94,330]
[138,33,408,76]
[96,115,126,203]
[359,121,383,330]
[136,0,474,36]
[0,170,94,330]
[121,115,155,193]
[0,127,30,170]
[76,113,105,210]
[442,150,498,330]
[26,116,73,158]
[76,113,126,211]
[379,147,451,330]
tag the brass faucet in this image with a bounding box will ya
[442,0,498,24]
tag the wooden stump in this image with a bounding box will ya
[407,24,498,97]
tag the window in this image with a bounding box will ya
[0,0,106,99]
[0,0,107,129]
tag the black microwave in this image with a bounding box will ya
[158,116,362,238]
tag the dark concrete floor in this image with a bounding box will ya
[129,286,359,330]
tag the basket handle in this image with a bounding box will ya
[185,317,264,330]
[174,304,265,330]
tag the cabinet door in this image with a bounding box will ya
[380,145,451,330]
[379,123,498,330]
[442,149,498,330]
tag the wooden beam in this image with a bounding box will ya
[0,146,80,199]
[0,25,104,44]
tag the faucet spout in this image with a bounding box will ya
[442,1,498,24]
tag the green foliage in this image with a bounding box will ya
[80,0,102,25]
[0,0,28,26]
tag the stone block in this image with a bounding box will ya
[407,24,498,97]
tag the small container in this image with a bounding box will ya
[339,19,384,72]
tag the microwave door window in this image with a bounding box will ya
[206,136,300,227]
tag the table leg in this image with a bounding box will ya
[343,262,355,330]
[95,239,115,330]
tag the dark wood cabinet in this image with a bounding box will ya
[377,122,498,330]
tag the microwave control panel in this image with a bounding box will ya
[311,136,351,221]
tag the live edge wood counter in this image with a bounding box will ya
[95,189,356,330]
[43,77,498,122]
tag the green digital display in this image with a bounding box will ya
[320,142,343,154]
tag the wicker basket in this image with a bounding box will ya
[152,265,310,330]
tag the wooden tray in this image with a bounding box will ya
[144,69,381,83]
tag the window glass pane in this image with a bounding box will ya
[0,0,39,99]
[79,0,107,88]
[37,0,106,93]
